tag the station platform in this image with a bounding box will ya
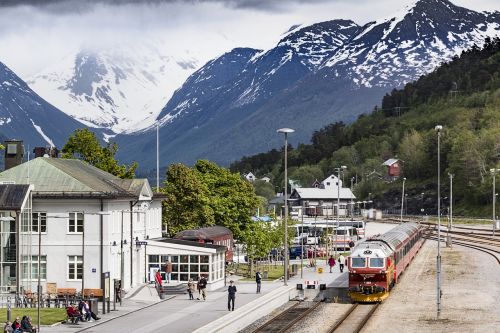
[48,260,347,333]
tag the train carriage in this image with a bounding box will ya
[347,222,424,302]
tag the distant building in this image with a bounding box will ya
[289,174,356,217]
[260,176,271,183]
[382,158,402,180]
[243,172,256,182]
[174,226,233,262]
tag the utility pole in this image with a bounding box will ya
[435,125,443,318]
[400,177,406,223]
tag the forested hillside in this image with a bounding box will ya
[230,38,500,217]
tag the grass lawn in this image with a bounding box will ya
[230,263,285,281]
[425,216,492,225]
[0,308,66,325]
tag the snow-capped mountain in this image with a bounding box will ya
[0,61,96,148]
[115,0,500,169]
[28,44,200,133]
[321,0,500,87]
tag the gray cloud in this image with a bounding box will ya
[0,0,332,12]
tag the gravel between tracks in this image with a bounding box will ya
[287,302,351,333]
[238,301,296,333]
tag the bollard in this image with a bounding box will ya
[7,296,11,322]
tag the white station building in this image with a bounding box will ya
[0,156,227,297]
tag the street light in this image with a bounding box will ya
[277,127,294,286]
[490,168,500,236]
[400,177,406,223]
[335,166,347,256]
[435,124,443,318]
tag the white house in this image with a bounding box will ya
[243,172,256,182]
[289,174,356,217]
[0,157,163,296]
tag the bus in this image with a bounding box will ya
[337,220,365,238]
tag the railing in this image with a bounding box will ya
[0,292,96,309]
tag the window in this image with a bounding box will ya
[369,258,384,268]
[351,258,366,268]
[68,213,84,233]
[21,255,47,280]
[32,212,47,233]
[68,256,83,280]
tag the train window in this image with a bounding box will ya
[351,258,366,268]
[369,258,384,268]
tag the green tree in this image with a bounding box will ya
[162,163,214,236]
[194,160,259,240]
[62,128,137,179]
[398,130,427,179]
[162,160,260,240]
[253,180,275,200]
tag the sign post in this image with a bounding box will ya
[102,272,110,314]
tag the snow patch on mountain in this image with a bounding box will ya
[30,119,55,147]
[28,44,200,133]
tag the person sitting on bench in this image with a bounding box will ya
[66,304,84,324]
[78,300,100,321]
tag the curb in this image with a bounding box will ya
[192,285,296,333]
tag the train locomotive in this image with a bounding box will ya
[347,222,424,302]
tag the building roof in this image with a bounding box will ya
[0,184,30,210]
[153,238,227,252]
[382,158,400,166]
[0,158,151,199]
[174,226,233,240]
[290,187,355,200]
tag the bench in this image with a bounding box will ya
[82,288,103,298]
[57,288,77,297]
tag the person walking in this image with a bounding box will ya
[256,271,262,294]
[328,255,336,273]
[197,275,208,300]
[165,260,173,283]
[227,280,237,311]
[338,254,345,273]
[187,278,195,300]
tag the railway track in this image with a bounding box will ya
[251,301,321,333]
[328,303,380,333]
[425,234,500,265]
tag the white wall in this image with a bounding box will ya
[27,197,163,294]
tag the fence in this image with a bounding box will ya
[0,292,98,310]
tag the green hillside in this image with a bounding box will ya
[230,37,500,217]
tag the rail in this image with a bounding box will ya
[328,303,380,333]
[252,301,321,333]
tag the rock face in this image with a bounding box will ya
[115,0,500,169]
[0,61,97,149]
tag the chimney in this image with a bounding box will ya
[4,140,24,170]
[33,146,59,158]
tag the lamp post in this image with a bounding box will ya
[335,166,347,256]
[400,177,406,223]
[277,128,294,286]
[491,168,500,236]
[435,124,443,318]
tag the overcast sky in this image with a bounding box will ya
[0,0,498,77]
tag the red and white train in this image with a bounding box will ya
[347,222,424,302]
